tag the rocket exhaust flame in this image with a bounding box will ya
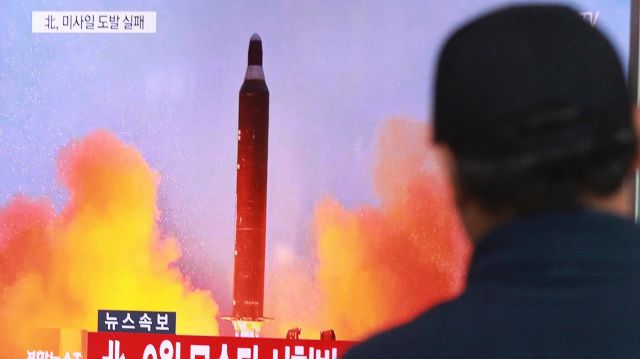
[0,131,219,356]
[265,119,471,340]
[226,33,270,337]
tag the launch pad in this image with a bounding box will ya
[226,319,265,338]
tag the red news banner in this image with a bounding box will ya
[88,333,357,359]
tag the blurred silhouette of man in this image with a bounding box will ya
[346,4,640,358]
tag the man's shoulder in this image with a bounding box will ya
[344,299,462,359]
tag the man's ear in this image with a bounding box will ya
[631,106,640,171]
[434,143,455,181]
[434,143,464,205]
[433,143,489,242]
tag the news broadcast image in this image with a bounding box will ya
[0,0,630,358]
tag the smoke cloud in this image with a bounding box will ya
[267,118,470,340]
[1,119,469,349]
[0,130,219,355]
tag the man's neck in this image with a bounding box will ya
[582,177,635,219]
[461,178,636,243]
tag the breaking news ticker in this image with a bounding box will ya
[89,333,356,359]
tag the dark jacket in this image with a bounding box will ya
[345,211,640,358]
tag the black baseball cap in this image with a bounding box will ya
[434,4,633,161]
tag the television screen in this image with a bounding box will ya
[0,0,631,357]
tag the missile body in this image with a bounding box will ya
[232,33,269,330]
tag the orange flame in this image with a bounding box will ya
[267,118,470,340]
[0,130,219,355]
[1,119,469,349]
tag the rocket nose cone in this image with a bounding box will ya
[248,34,263,66]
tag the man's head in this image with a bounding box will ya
[434,4,638,238]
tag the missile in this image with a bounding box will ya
[227,33,270,337]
